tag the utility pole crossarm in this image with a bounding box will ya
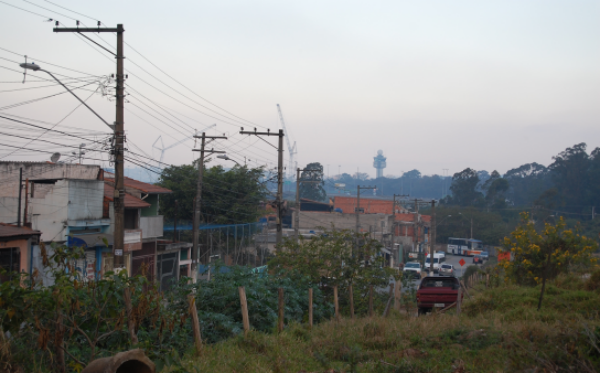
[240,128,285,249]
[54,28,119,32]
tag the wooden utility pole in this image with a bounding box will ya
[392,194,408,265]
[53,24,125,266]
[240,128,284,250]
[429,200,436,273]
[192,133,227,280]
[16,168,22,227]
[355,185,375,258]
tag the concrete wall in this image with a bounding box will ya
[0,162,100,198]
[66,180,104,221]
[0,197,20,224]
[293,211,395,233]
[31,180,69,242]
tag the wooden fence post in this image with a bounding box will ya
[457,284,462,316]
[188,295,202,355]
[124,287,139,345]
[394,280,402,311]
[333,286,340,321]
[383,283,394,317]
[308,288,313,329]
[349,285,354,319]
[486,273,490,288]
[238,287,250,337]
[278,288,284,333]
[368,285,374,317]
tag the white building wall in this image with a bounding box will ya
[31,180,69,242]
[67,180,104,221]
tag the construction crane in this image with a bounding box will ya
[276,104,297,179]
[152,124,216,166]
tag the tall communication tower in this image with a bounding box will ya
[373,150,387,179]
[277,104,297,178]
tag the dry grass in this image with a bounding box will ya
[163,280,600,373]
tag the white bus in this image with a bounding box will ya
[447,237,483,256]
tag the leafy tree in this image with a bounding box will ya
[483,170,509,210]
[299,162,326,201]
[549,143,590,212]
[270,229,393,316]
[504,162,551,206]
[444,168,484,206]
[157,163,267,224]
[501,213,598,310]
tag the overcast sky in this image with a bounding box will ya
[1,0,599,178]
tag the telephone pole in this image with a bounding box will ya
[391,194,409,265]
[240,128,284,250]
[192,132,227,280]
[429,200,436,273]
[295,168,321,241]
[355,185,375,259]
[54,24,126,267]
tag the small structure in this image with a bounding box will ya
[0,223,41,282]
[373,150,387,179]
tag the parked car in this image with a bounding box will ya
[473,254,484,264]
[435,250,446,260]
[416,276,463,315]
[438,263,454,276]
[480,251,489,260]
[403,262,422,278]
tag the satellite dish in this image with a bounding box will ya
[50,152,61,163]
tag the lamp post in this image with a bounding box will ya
[19,63,113,131]
[458,212,473,239]
[217,154,240,166]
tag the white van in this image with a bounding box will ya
[425,253,445,273]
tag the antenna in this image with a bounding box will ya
[50,152,61,163]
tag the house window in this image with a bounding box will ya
[124,209,138,229]
[0,247,20,282]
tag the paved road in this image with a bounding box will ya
[389,253,482,294]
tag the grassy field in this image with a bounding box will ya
[165,273,600,373]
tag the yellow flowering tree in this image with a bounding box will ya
[502,212,598,310]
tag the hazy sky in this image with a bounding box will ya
[1,0,599,179]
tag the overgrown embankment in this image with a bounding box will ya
[168,273,600,373]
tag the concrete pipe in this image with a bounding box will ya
[81,349,155,373]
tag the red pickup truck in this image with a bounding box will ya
[416,276,462,315]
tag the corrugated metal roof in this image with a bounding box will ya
[104,172,171,194]
[0,223,41,238]
[103,184,151,209]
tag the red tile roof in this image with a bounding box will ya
[0,223,41,238]
[104,172,171,194]
[334,196,394,214]
[104,184,151,209]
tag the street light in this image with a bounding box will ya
[458,212,473,239]
[435,215,452,227]
[217,153,240,166]
[19,62,113,130]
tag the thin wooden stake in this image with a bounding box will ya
[188,295,202,355]
[457,285,462,316]
[308,288,313,329]
[238,287,250,337]
[486,273,490,288]
[124,287,138,345]
[349,284,354,319]
[278,287,284,333]
[382,283,394,317]
[333,286,340,321]
[460,280,472,299]
[394,280,402,311]
[368,285,374,317]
